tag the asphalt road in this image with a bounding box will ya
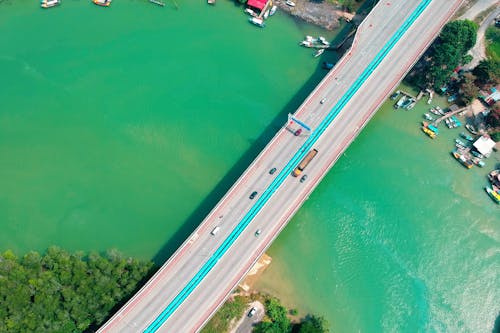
[231,301,264,333]
[98,1,465,332]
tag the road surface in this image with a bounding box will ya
[98,1,464,332]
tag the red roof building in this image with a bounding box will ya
[247,0,267,11]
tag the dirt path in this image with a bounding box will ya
[463,5,500,70]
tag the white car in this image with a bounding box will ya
[320,98,326,104]
[248,307,257,317]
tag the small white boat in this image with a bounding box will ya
[269,5,277,16]
[318,36,330,46]
[300,40,313,47]
[285,0,295,7]
[207,0,215,4]
[313,49,324,57]
[244,8,257,17]
[305,35,314,41]
[41,0,60,8]
[249,17,265,28]
[263,9,269,19]
[424,113,434,121]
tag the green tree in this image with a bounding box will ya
[0,248,153,333]
[407,20,478,89]
[298,315,330,333]
[253,298,291,333]
[473,59,500,85]
[458,72,479,104]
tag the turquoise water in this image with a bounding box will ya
[256,87,500,332]
[1,1,498,332]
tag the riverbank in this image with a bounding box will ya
[275,0,358,31]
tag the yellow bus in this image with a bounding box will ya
[292,149,318,177]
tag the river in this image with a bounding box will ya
[0,1,498,332]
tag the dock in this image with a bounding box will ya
[432,105,469,126]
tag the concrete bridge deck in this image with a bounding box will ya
[98,1,464,332]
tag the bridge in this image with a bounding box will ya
[98,1,464,332]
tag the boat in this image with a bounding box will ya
[429,107,440,116]
[93,0,111,6]
[488,170,500,183]
[427,124,439,135]
[269,5,277,16]
[422,126,436,139]
[471,157,485,167]
[41,0,60,8]
[451,116,462,127]
[313,49,324,57]
[465,123,478,135]
[300,40,313,47]
[150,0,165,6]
[285,0,295,6]
[263,9,269,19]
[305,35,314,41]
[485,186,500,204]
[394,96,407,109]
[318,36,330,46]
[406,100,416,110]
[322,61,334,70]
[451,150,473,169]
[436,106,445,115]
[390,90,400,100]
[455,138,467,147]
[471,150,484,159]
[249,17,265,27]
[459,132,474,142]
[244,8,257,17]
[207,0,215,4]
[424,113,434,121]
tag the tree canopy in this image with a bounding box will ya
[0,247,153,333]
[407,20,478,89]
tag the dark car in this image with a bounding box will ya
[249,191,258,199]
[300,175,308,183]
[269,167,277,175]
[294,128,302,136]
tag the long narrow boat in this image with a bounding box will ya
[93,0,111,7]
[485,186,500,204]
[41,0,60,8]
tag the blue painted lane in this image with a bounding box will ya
[144,1,431,331]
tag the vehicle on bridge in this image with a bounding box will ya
[292,149,318,177]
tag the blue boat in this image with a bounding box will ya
[451,116,462,127]
[428,124,439,134]
[322,61,334,70]
[459,132,474,142]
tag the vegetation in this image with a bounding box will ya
[407,20,478,89]
[200,295,248,333]
[485,26,500,62]
[0,247,153,333]
[473,58,500,85]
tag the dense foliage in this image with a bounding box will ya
[473,59,500,85]
[407,20,478,89]
[253,297,291,333]
[0,247,153,333]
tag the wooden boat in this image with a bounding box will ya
[41,0,60,8]
[93,0,111,6]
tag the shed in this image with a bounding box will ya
[247,0,266,10]
[473,135,496,157]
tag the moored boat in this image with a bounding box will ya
[249,16,265,27]
[313,49,324,57]
[465,123,478,135]
[390,90,400,100]
[451,150,473,169]
[269,5,277,15]
[394,95,407,109]
[459,132,474,142]
[424,113,434,121]
[244,8,257,17]
[150,0,165,6]
[485,186,500,204]
[455,138,467,147]
[322,61,334,70]
[93,0,111,6]
[41,0,60,8]
[422,126,436,139]
[207,0,215,4]
[285,0,295,6]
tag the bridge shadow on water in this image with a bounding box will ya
[152,16,360,266]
